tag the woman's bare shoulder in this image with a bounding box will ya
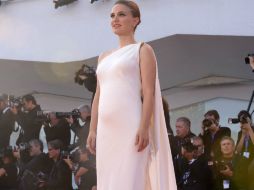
[140,43,156,59]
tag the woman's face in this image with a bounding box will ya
[110,4,139,35]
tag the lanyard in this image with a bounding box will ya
[244,135,249,152]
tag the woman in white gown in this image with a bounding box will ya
[86,1,177,190]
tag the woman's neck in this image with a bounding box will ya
[118,35,136,48]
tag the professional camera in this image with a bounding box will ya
[228,110,252,124]
[202,118,215,130]
[37,109,81,121]
[245,54,254,64]
[75,64,97,93]
[7,95,23,109]
[61,147,81,163]
[214,160,228,171]
[18,142,30,151]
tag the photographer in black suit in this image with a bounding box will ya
[177,141,213,190]
[16,139,53,190]
[13,95,43,144]
[200,110,231,160]
[66,105,91,149]
[44,112,71,150]
[0,94,15,150]
[46,139,73,190]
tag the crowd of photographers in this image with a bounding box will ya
[167,109,254,190]
[0,94,96,190]
[0,93,253,190]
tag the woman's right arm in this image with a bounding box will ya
[87,52,108,154]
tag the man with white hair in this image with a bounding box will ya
[66,104,91,149]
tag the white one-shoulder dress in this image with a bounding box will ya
[96,43,177,190]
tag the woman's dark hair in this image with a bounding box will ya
[114,0,141,31]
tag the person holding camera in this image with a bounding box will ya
[46,139,73,190]
[172,117,196,158]
[235,110,254,160]
[66,105,91,149]
[177,141,213,190]
[213,136,248,190]
[0,94,16,150]
[200,110,231,161]
[16,139,53,190]
[0,147,18,190]
[64,147,97,190]
[235,110,254,190]
[172,117,196,184]
[44,112,71,150]
[13,95,43,144]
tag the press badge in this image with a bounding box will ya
[223,180,230,189]
[243,152,250,159]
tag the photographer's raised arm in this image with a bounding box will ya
[236,121,254,154]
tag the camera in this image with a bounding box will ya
[18,142,30,151]
[214,161,227,171]
[228,110,251,125]
[37,109,81,122]
[202,118,215,130]
[75,64,97,93]
[61,147,81,164]
[245,54,254,64]
[7,95,23,109]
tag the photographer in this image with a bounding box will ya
[0,147,18,190]
[235,110,254,190]
[13,95,43,144]
[0,94,15,150]
[200,110,231,160]
[44,112,71,150]
[64,147,97,190]
[235,110,254,160]
[177,141,213,190]
[213,136,248,190]
[172,117,196,184]
[46,139,73,190]
[66,105,91,149]
[17,139,53,190]
[172,117,196,158]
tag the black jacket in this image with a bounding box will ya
[44,119,71,150]
[200,126,231,160]
[17,105,43,143]
[178,157,214,190]
[47,159,73,190]
[70,117,91,148]
[0,107,15,149]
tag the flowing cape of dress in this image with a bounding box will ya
[138,43,177,190]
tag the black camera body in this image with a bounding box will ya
[61,148,80,164]
[7,95,23,109]
[214,160,228,171]
[37,109,81,122]
[228,112,251,125]
[202,118,216,130]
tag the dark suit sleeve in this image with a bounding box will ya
[47,161,72,189]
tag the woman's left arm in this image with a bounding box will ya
[135,43,156,152]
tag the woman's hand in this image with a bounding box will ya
[87,130,96,155]
[135,127,149,152]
